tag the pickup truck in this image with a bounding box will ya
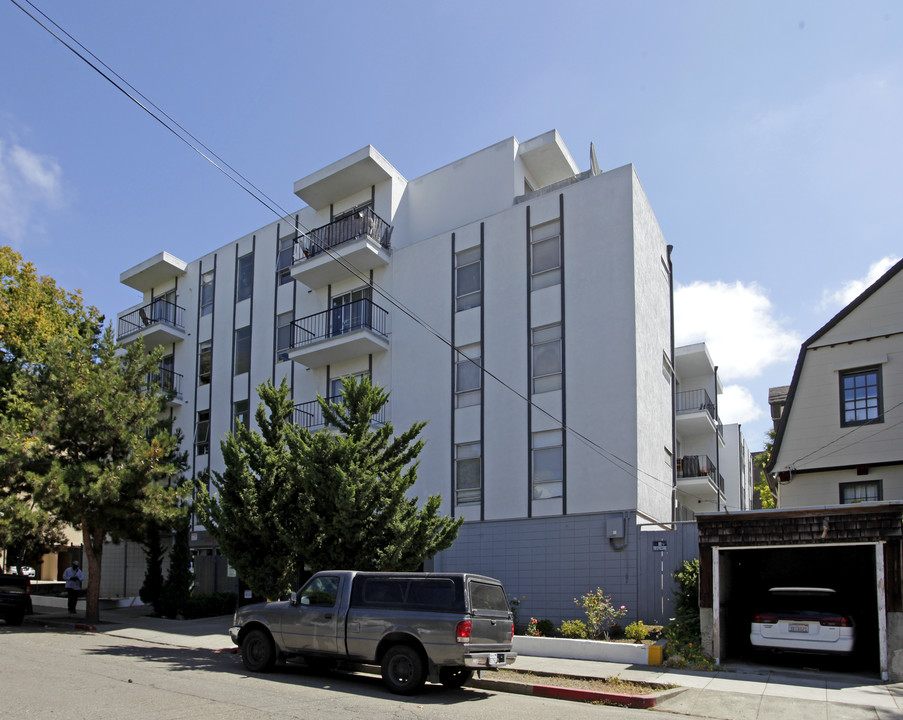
[229,570,517,694]
[0,573,32,625]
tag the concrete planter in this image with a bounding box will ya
[513,634,662,665]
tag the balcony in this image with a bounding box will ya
[287,298,389,368]
[293,395,388,430]
[676,454,724,503]
[290,207,392,289]
[118,300,186,348]
[146,367,184,404]
[676,388,718,437]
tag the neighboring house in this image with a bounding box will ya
[768,258,903,507]
[112,131,708,621]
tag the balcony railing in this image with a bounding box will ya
[291,298,388,349]
[147,366,183,399]
[118,299,186,339]
[293,395,388,430]
[676,454,717,483]
[293,206,392,263]
[676,389,715,419]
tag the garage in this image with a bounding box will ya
[696,503,903,681]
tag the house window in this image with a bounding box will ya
[329,372,369,400]
[195,410,210,456]
[455,442,481,505]
[233,399,250,433]
[839,480,882,504]
[455,246,481,311]
[234,326,251,375]
[840,366,883,426]
[236,253,254,302]
[531,323,562,394]
[198,341,212,386]
[530,219,561,291]
[276,312,293,362]
[276,235,294,285]
[532,429,563,499]
[151,289,177,325]
[455,347,481,408]
[200,271,214,316]
[331,287,371,336]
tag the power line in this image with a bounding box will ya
[11,0,701,507]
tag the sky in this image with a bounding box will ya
[1,0,900,452]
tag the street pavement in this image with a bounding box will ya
[24,596,903,718]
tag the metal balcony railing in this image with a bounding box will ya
[676,455,717,482]
[293,206,392,262]
[293,395,389,429]
[676,389,716,419]
[147,366,183,399]
[118,299,186,339]
[291,298,388,349]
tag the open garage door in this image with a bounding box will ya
[717,544,880,675]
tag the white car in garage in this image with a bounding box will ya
[750,587,854,655]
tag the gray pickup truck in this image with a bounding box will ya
[229,570,517,694]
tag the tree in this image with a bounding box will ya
[195,380,299,600]
[0,246,102,566]
[754,429,777,509]
[23,328,189,623]
[285,375,462,573]
[139,522,166,613]
[160,515,193,618]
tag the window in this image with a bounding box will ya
[331,287,371,335]
[236,253,254,302]
[840,367,883,426]
[531,323,562,393]
[299,575,339,607]
[233,399,250,433]
[195,410,210,456]
[455,442,481,505]
[276,312,293,362]
[532,429,563,499]
[530,220,561,290]
[198,341,212,386]
[151,289,177,324]
[455,246,481,311]
[329,372,368,400]
[234,326,251,375]
[840,480,882,504]
[200,271,214,316]
[276,235,294,285]
[159,353,176,395]
[455,348,481,408]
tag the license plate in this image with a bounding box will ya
[788,623,809,634]
[488,653,503,665]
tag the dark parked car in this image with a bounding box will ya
[0,574,33,625]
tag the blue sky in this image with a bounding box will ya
[1,1,900,451]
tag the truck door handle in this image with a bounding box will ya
[324,613,333,619]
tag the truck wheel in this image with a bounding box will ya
[381,645,426,695]
[242,629,276,673]
[439,666,473,689]
[4,612,24,626]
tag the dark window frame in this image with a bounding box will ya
[236,253,254,303]
[839,365,884,427]
[839,479,883,504]
[234,326,251,376]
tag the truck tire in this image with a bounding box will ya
[381,645,426,695]
[241,629,277,673]
[439,666,473,689]
[3,612,24,626]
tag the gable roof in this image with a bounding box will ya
[766,257,903,473]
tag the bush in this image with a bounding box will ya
[625,620,649,643]
[574,588,628,640]
[181,592,238,619]
[536,619,555,636]
[558,619,588,639]
[662,558,715,670]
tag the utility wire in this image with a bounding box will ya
[12,0,703,506]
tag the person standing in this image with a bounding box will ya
[63,560,84,615]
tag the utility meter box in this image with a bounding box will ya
[606,516,625,539]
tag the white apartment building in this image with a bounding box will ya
[116,131,702,622]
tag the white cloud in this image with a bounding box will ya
[718,384,763,426]
[0,138,64,244]
[674,280,800,382]
[820,255,901,310]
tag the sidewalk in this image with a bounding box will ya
[25,597,903,717]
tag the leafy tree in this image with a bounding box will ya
[284,375,462,573]
[754,429,776,509]
[194,380,299,600]
[22,328,188,623]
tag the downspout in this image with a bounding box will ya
[667,246,676,522]
[714,365,721,511]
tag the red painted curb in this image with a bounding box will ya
[532,683,656,709]
[73,623,97,632]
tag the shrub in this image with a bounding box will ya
[662,558,715,670]
[181,592,238,619]
[574,588,628,640]
[559,619,588,638]
[525,617,542,636]
[536,619,555,636]
[625,620,649,643]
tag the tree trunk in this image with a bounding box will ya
[82,524,105,625]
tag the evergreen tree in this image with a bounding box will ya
[160,516,193,618]
[284,375,462,572]
[139,522,165,614]
[194,380,299,600]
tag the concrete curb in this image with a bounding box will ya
[470,674,685,708]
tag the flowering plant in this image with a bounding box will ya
[574,588,628,640]
[525,617,542,636]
